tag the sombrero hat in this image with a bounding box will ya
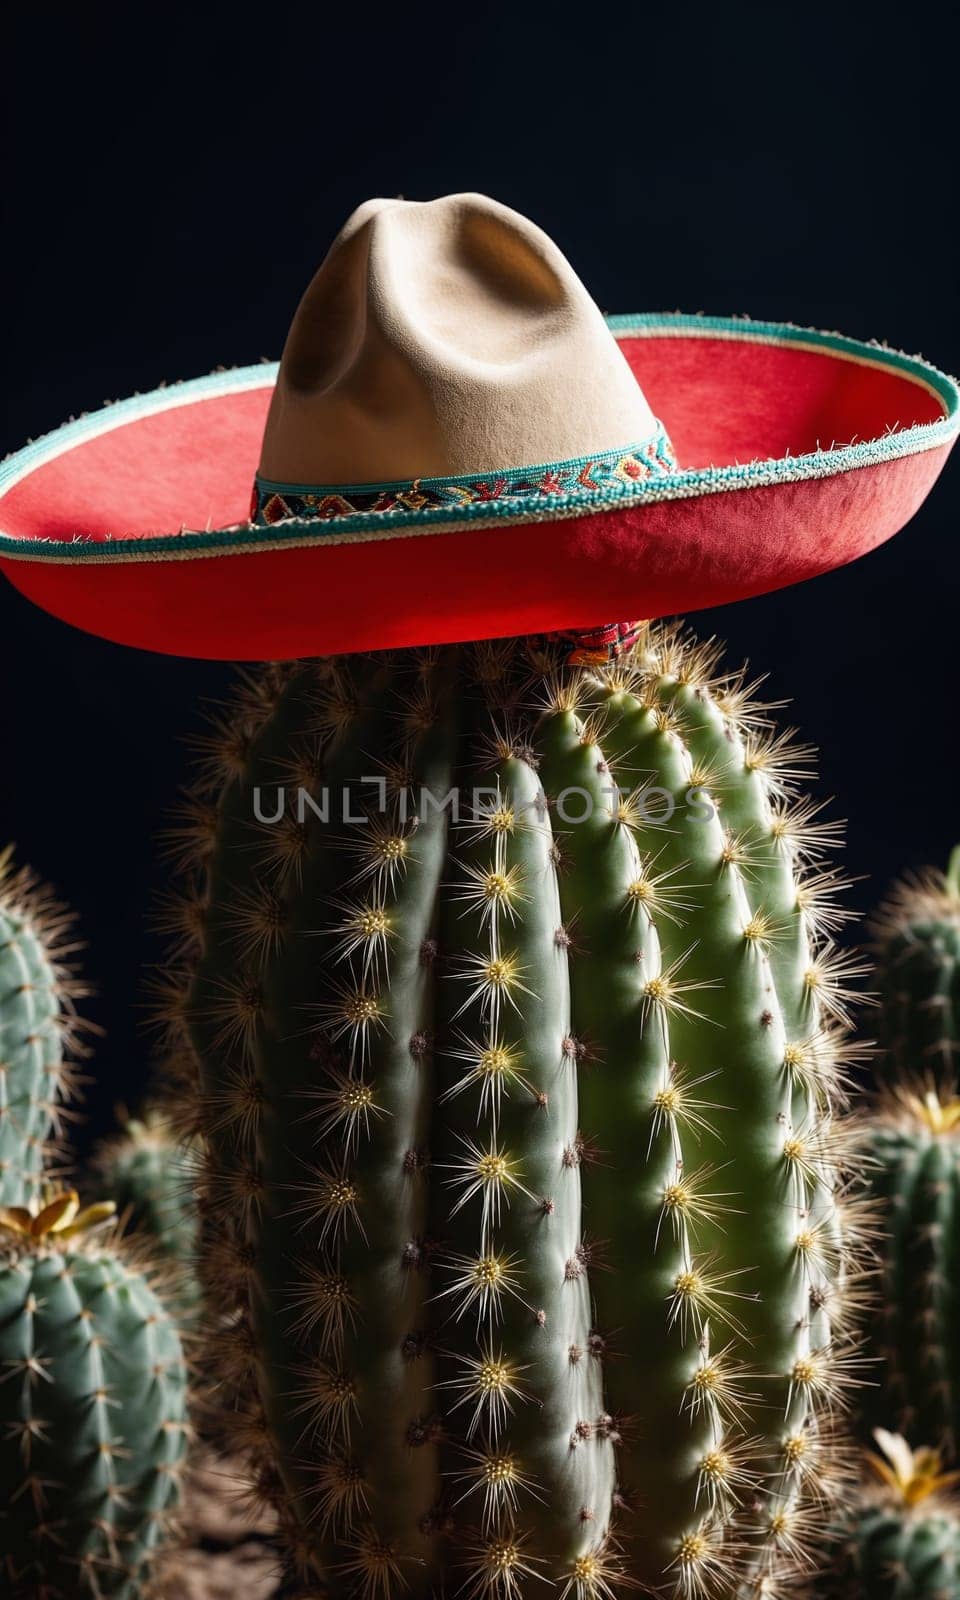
[1,192,956,661]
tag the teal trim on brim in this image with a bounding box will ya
[1,314,957,565]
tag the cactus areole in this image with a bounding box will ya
[161,626,871,1599]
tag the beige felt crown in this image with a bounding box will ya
[258,192,659,486]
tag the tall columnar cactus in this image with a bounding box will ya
[0,846,89,1207]
[162,626,868,1599]
[819,1430,960,1599]
[0,1189,190,1597]
[93,1110,202,1321]
[861,1084,960,1458]
[872,847,960,1088]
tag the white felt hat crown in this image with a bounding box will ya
[258,192,660,485]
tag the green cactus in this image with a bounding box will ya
[872,847,960,1088]
[0,1189,190,1597]
[162,626,868,1599]
[93,1110,202,1321]
[819,1430,960,1599]
[860,1084,960,1459]
[0,846,89,1207]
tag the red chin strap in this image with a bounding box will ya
[548,619,645,665]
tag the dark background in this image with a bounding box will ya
[2,9,958,1152]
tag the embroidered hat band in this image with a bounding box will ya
[251,427,676,527]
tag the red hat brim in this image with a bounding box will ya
[1,315,956,661]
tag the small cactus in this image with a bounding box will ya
[860,1083,960,1459]
[0,846,90,1207]
[872,847,960,1088]
[0,1189,190,1597]
[819,1429,960,1598]
[161,627,869,1598]
[93,1109,202,1321]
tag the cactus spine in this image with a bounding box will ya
[167,627,867,1598]
[0,847,88,1207]
[0,1189,190,1596]
[872,847,960,1088]
[860,1085,960,1458]
[819,1430,960,1599]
